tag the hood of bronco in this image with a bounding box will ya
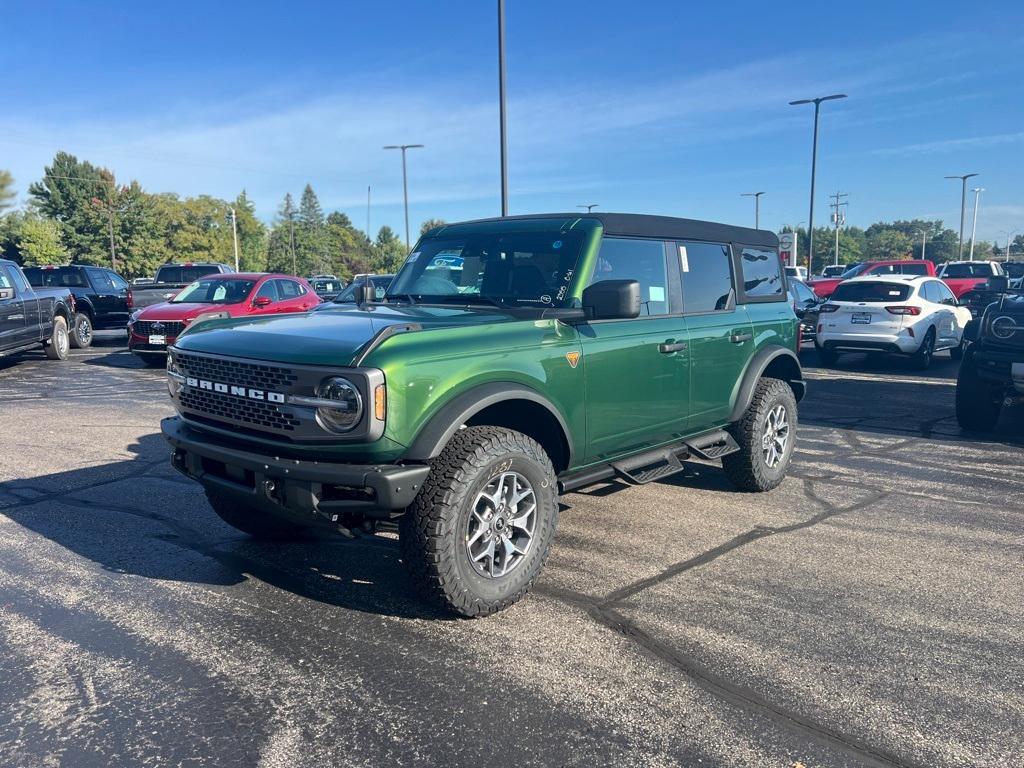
[172,303,521,366]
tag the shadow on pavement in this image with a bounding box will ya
[1,432,452,621]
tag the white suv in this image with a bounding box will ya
[815,276,973,369]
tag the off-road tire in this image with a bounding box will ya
[44,316,70,360]
[722,377,797,492]
[815,344,839,367]
[911,327,936,371]
[204,487,311,540]
[70,312,93,349]
[399,426,559,618]
[955,352,1002,432]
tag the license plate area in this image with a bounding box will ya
[149,334,166,345]
[851,312,872,325]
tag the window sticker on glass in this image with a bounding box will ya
[678,245,689,273]
[407,252,420,262]
[649,286,666,302]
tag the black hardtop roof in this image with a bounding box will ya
[432,212,778,248]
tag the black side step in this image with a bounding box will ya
[685,429,739,460]
[611,448,687,486]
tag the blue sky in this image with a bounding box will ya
[3,1,1023,245]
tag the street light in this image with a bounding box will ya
[998,230,1017,261]
[915,229,928,261]
[226,207,239,272]
[944,173,978,260]
[383,143,424,250]
[577,203,599,213]
[498,0,509,217]
[740,192,765,229]
[789,93,847,274]
[968,187,985,261]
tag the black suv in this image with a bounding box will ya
[23,265,132,348]
[956,277,1024,432]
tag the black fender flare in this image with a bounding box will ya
[728,345,805,422]
[404,381,574,465]
[74,295,95,318]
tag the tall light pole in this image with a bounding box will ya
[945,173,978,260]
[789,93,847,275]
[968,187,984,260]
[228,207,239,272]
[498,0,509,217]
[999,230,1017,261]
[829,192,847,266]
[366,185,371,240]
[577,203,599,213]
[740,191,765,229]
[383,143,424,250]
[915,229,928,261]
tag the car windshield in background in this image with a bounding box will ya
[387,229,586,307]
[157,266,223,283]
[830,282,912,302]
[333,276,392,303]
[23,267,88,288]
[839,264,869,279]
[1003,263,1024,278]
[942,263,998,278]
[171,278,255,304]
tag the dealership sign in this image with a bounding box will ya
[779,232,798,267]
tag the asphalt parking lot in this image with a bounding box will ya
[2,334,1022,768]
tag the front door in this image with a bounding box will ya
[579,237,689,463]
[677,241,754,433]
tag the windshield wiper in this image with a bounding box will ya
[384,293,418,304]
[434,294,508,308]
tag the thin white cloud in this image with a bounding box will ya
[870,131,1024,157]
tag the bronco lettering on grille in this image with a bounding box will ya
[184,376,286,403]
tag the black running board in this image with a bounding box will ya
[684,429,739,460]
[611,447,687,485]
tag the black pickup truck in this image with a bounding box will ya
[130,262,236,310]
[0,259,75,363]
[23,264,133,349]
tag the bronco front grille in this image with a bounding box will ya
[179,388,301,432]
[176,353,299,391]
[136,320,185,337]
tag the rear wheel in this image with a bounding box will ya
[204,488,311,539]
[70,312,93,349]
[911,327,935,370]
[400,426,559,617]
[723,377,797,492]
[955,352,1002,432]
[44,316,70,360]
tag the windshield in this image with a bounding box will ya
[830,282,912,302]
[839,263,868,279]
[387,228,586,307]
[941,263,997,278]
[1004,263,1024,278]
[23,267,88,288]
[171,278,255,304]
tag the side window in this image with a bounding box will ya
[680,242,734,312]
[934,281,957,306]
[86,268,114,291]
[0,268,16,291]
[793,280,816,303]
[6,267,30,293]
[278,280,303,299]
[921,281,940,304]
[108,272,129,290]
[738,246,784,299]
[870,264,896,275]
[256,281,279,301]
[901,263,928,276]
[591,237,672,316]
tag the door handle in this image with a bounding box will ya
[729,332,753,344]
[658,341,687,353]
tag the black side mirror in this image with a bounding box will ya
[582,280,641,320]
[0,287,13,301]
[357,282,376,305]
[988,275,1009,293]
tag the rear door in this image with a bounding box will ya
[105,271,132,327]
[85,267,118,322]
[681,241,754,433]
[275,279,316,312]
[0,267,27,348]
[579,236,690,462]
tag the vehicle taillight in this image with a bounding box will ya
[126,289,134,309]
[885,306,920,315]
[818,304,839,313]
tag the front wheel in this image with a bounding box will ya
[44,316,70,360]
[400,426,559,617]
[722,377,797,492]
[70,312,93,349]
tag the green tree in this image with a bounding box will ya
[18,217,67,266]
[233,191,267,272]
[420,218,446,236]
[28,151,114,261]
[325,210,371,279]
[115,182,170,278]
[0,210,26,263]
[0,170,15,213]
[371,225,406,273]
[295,184,327,276]
[267,193,298,274]
[865,229,913,261]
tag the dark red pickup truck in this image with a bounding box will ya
[936,260,1005,299]
[806,259,936,298]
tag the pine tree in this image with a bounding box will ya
[295,184,327,276]
[267,193,298,274]
[233,191,268,272]
[0,170,15,212]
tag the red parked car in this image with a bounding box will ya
[128,272,319,365]
[805,259,935,298]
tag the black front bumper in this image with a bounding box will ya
[972,346,1024,391]
[162,416,430,524]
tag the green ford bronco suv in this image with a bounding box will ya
[162,213,804,616]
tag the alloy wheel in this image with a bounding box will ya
[761,404,789,468]
[465,470,537,578]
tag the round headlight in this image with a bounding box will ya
[315,377,363,433]
[991,315,1016,339]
